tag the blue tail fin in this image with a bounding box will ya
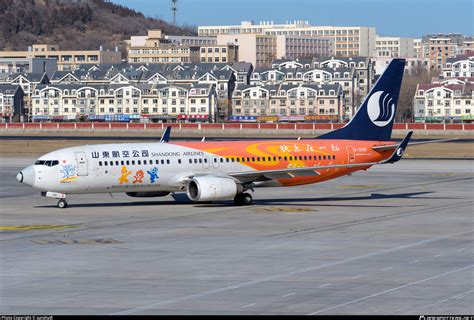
[317,58,405,141]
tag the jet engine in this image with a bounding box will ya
[186,176,243,202]
[125,191,170,197]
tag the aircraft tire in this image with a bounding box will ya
[234,193,253,206]
[57,199,68,209]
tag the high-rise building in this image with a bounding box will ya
[199,20,376,57]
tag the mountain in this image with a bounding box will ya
[0,0,195,54]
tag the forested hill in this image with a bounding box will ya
[0,0,195,53]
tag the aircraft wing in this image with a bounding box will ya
[229,131,414,184]
[227,163,372,183]
[372,137,457,151]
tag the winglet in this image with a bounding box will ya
[383,131,413,164]
[160,126,171,143]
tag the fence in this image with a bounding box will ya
[1,122,473,132]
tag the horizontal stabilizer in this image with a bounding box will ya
[373,138,459,151]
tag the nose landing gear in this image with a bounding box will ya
[57,199,68,209]
[41,191,68,209]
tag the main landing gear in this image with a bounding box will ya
[234,192,253,206]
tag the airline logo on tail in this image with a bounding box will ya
[367,91,395,127]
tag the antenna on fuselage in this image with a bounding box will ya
[201,137,206,142]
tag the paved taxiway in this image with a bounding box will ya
[0,156,473,314]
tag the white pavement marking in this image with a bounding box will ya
[111,229,473,315]
[319,283,331,288]
[308,264,474,315]
[435,254,444,257]
[351,274,364,279]
[402,288,474,313]
[409,260,418,264]
[240,303,256,309]
[457,248,465,251]
[382,267,393,271]
[283,293,296,297]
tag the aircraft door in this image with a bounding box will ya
[346,146,355,164]
[75,151,89,176]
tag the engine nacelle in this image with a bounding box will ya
[125,191,170,198]
[186,176,242,202]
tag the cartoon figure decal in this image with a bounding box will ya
[118,166,132,184]
[132,170,145,184]
[60,163,78,183]
[147,167,159,183]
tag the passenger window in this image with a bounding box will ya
[167,159,170,164]
[99,161,102,166]
[323,156,326,160]
[220,158,224,163]
[318,156,322,160]
[333,155,336,160]
[214,158,217,163]
[104,161,108,166]
[199,159,203,164]
[138,160,141,165]
[121,161,124,165]
[189,159,192,164]
[194,159,198,164]
[284,157,287,161]
[304,156,307,160]
[178,159,182,164]
[246,157,250,162]
[204,158,208,163]
[144,160,147,165]
[252,157,255,162]
[126,160,130,165]
[115,161,119,166]
[257,157,260,161]
[273,157,277,161]
[236,158,240,162]
[132,160,135,165]
[161,159,165,165]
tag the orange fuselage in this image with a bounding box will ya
[175,139,393,186]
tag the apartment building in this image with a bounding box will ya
[0,57,57,76]
[231,83,344,122]
[422,34,466,71]
[0,72,50,117]
[276,35,333,59]
[375,36,415,58]
[441,53,474,78]
[199,20,376,57]
[0,44,121,71]
[413,77,473,122]
[128,30,201,64]
[31,83,217,122]
[0,85,24,121]
[373,57,429,75]
[199,44,239,63]
[216,34,277,67]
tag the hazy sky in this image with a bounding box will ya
[112,0,473,38]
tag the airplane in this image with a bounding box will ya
[16,58,453,208]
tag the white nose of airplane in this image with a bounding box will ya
[17,165,35,187]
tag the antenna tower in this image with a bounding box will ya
[171,0,177,25]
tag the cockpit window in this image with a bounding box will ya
[35,160,59,167]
